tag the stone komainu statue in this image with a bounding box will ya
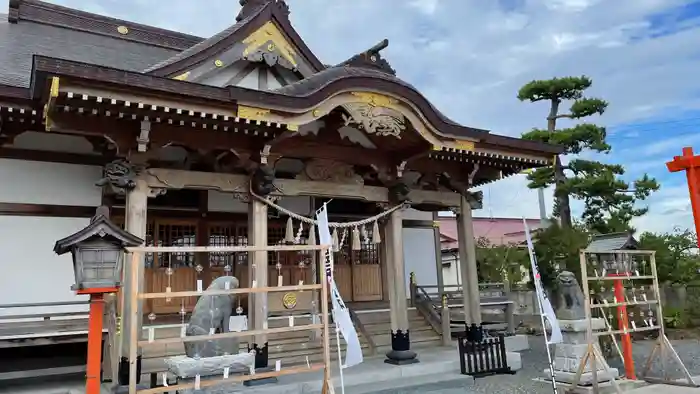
[554,271,586,320]
[184,276,240,358]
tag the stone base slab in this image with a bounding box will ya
[165,352,255,379]
[547,318,606,333]
[544,368,620,385]
[504,334,529,352]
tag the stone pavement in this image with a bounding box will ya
[389,336,700,394]
[1,336,698,394]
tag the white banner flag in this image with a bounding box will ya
[316,205,364,368]
[316,206,334,281]
[523,219,563,344]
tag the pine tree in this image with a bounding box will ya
[517,76,659,233]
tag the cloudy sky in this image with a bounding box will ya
[5,0,700,234]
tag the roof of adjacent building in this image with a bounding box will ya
[585,232,639,253]
[439,217,546,250]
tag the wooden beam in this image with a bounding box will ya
[275,139,390,167]
[142,168,461,206]
[0,147,108,166]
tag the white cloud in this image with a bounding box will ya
[408,0,440,15]
[3,0,698,234]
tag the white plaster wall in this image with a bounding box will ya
[0,159,102,205]
[403,208,432,221]
[442,253,461,286]
[0,216,92,316]
[402,227,438,299]
[237,68,260,90]
[0,159,102,316]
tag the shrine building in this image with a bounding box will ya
[0,0,563,378]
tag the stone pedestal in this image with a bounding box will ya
[165,352,255,394]
[543,318,619,385]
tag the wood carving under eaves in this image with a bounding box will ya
[341,92,406,139]
[95,159,141,194]
[245,48,296,69]
[242,21,297,68]
[296,159,364,185]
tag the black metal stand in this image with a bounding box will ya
[465,323,484,342]
[457,333,515,378]
[384,329,419,365]
[117,355,142,385]
[244,342,278,386]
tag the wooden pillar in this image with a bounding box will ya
[457,195,481,326]
[380,223,391,302]
[384,209,418,365]
[432,212,445,300]
[119,179,148,381]
[383,219,398,333]
[433,212,449,342]
[248,198,269,368]
[197,191,211,287]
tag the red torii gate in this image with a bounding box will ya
[666,147,700,245]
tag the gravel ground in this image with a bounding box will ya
[372,335,700,394]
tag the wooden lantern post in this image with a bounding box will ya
[54,206,143,394]
[667,146,700,246]
[78,287,118,394]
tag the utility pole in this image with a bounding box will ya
[538,187,548,228]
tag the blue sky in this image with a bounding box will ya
[3,0,699,234]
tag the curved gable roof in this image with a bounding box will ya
[144,0,325,77]
[272,65,561,153]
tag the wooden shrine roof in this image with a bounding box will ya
[144,0,325,76]
[0,0,564,189]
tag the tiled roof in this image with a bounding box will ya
[585,232,638,253]
[0,15,176,87]
[143,7,265,73]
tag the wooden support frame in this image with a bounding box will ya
[141,168,461,207]
[569,249,698,393]
[124,244,334,394]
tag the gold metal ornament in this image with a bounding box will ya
[282,292,298,309]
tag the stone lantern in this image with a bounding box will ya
[54,206,142,394]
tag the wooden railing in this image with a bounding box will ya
[412,285,444,335]
[0,299,111,382]
[409,277,516,339]
[348,308,377,355]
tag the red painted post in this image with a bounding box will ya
[77,288,117,394]
[667,147,700,247]
[608,273,635,379]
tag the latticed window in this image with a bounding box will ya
[157,222,196,268]
[208,223,248,268]
[358,227,379,265]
